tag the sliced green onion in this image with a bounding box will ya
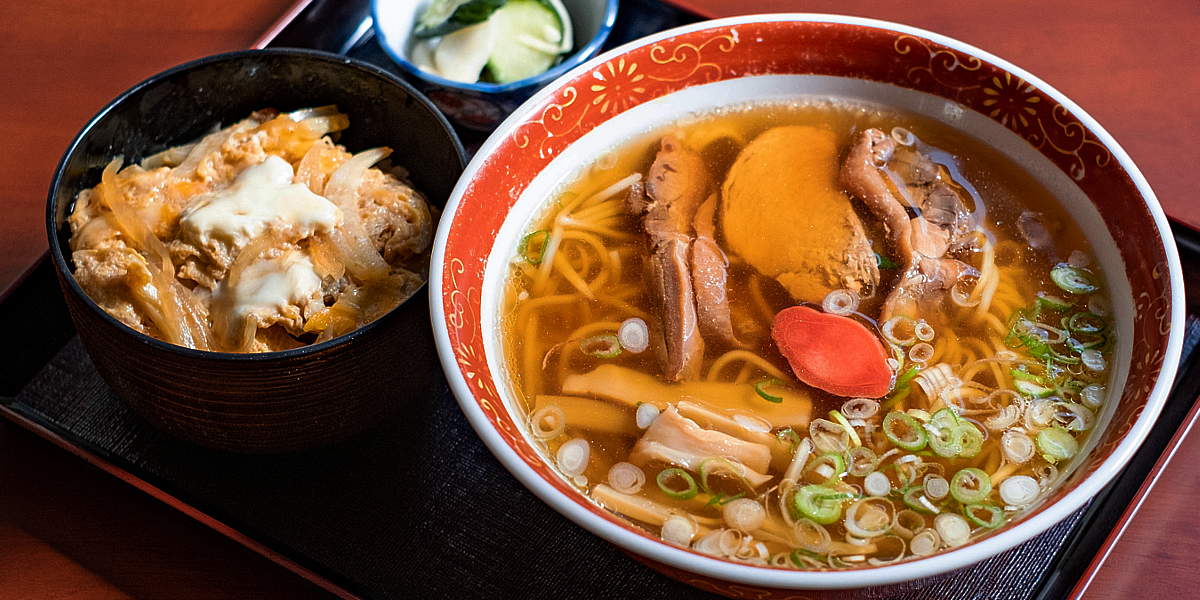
[963,503,1005,528]
[1051,265,1100,294]
[894,365,920,391]
[698,458,754,495]
[957,422,984,459]
[656,468,697,500]
[1012,330,1051,360]
[1014,379,1055,398]
[1037,294,1073,311]
[926,409,964,458]
[1068,312,1106,334]
[875,251,900,270]
[790,484,844,524]
[580,334,621,358]
[1037,426,1079,463]
[847,446,878,478]
[929,407,960,429]
[884,411,928,452]
[814,492,860,502]
[776,427,801,449]
[901,486,940,515]
[879,462,915,490]
[790,548,828,569]
[1010,369,1047,384]
[704,491,746,508]
[806,453,847,484]
[907,409,932,423]
[519,230,550,265]
[754,378,786,403]
[1068,335,1108,353]
[949,467,993,504]
[829,410,862,447]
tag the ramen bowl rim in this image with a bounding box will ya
[430,13,1186,590]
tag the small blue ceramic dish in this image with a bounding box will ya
[372,0,618,131]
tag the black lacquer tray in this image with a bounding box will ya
[2,1,1198,598]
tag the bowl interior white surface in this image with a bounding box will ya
[432,14,1184,591]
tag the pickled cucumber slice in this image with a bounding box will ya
[414,0,507,39]
[483,0,570,84]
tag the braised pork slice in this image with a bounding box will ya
[691,193,744,348]
[721,126,879,304]
[840,129,978,320]
[626,137,712,380]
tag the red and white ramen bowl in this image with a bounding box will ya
[430,14,1184,596]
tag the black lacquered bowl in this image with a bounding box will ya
[46,48,465,453]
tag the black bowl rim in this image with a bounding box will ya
[46,47,467,363]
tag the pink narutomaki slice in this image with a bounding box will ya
[771,306,893,398]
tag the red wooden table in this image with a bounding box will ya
[1,0,1197,597]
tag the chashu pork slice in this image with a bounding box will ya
[721,126,878,304]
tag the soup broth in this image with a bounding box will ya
[500,99,1113,568]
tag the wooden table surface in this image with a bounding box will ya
[1,0,1197,597]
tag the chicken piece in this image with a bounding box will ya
[626,137,713,380]
[69,163,193,253]
[722,126,879,304]
[355,166,435,269]
[169,156,343,291]
[71,246,157,335]
[841,129,979,321]
[210,244,327,348]
[630,405,773,488]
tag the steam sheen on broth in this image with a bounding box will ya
[500,100,1114,568]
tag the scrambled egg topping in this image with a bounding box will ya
[68,108,434,352]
